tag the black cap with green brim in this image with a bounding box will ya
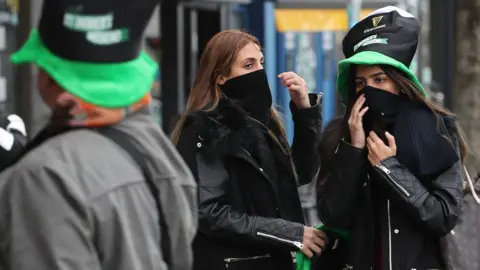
[11,0,159,108]
[337,6,426,104]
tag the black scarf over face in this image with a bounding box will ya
[353,86,459,177]
[357,86,403,143]
[221,69,273,126]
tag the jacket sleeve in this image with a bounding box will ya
[370,143,463,237]
[0,165,102,270]
[316,140,369,229]
[290,93,323,186]
[176,123,305,250]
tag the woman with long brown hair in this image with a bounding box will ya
[315,6,467,270]
[172,29,326,270]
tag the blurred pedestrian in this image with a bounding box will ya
[0,0,197,269]
[171,29,324,270]
[315,6,467,270]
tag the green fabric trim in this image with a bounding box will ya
[296,225,350,270]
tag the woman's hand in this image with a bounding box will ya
[278,72,310,109]
[348,95,369,149]
[367,131,397,166]
[301,226,328,258]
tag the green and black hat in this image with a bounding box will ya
[11,0,159,108]
[338,6,425,103]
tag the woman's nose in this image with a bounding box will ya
[365,80,375,87]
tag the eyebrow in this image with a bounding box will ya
[242,57,264,63]
[355,72,386,79]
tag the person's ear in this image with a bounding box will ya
[217,75,227,85]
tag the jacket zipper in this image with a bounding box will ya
[243,148,285,218]
[375,163,410,197]
[224,254,270,268]
[257,231,304,249]
[387,200,393,270]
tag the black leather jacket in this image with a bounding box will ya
[176,94,322,270]
[316,136,463,270]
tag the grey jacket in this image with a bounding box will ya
[0,113,198,270]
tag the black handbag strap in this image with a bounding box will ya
[99,127,172,267]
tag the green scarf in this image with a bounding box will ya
[296,225,350,270]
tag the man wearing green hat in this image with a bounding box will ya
[0,1,197,269]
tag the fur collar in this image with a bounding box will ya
[185,98,269,160]
[185,98,298,183]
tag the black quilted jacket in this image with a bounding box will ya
[176,94,322,270]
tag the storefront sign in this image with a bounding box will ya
[276,8,375,32]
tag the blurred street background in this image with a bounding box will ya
[1,0,479,225]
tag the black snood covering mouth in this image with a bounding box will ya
[221,69,273,125]
[356,85,403,141]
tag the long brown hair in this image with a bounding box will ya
[171,30,290,154]
[316,64,470,193]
